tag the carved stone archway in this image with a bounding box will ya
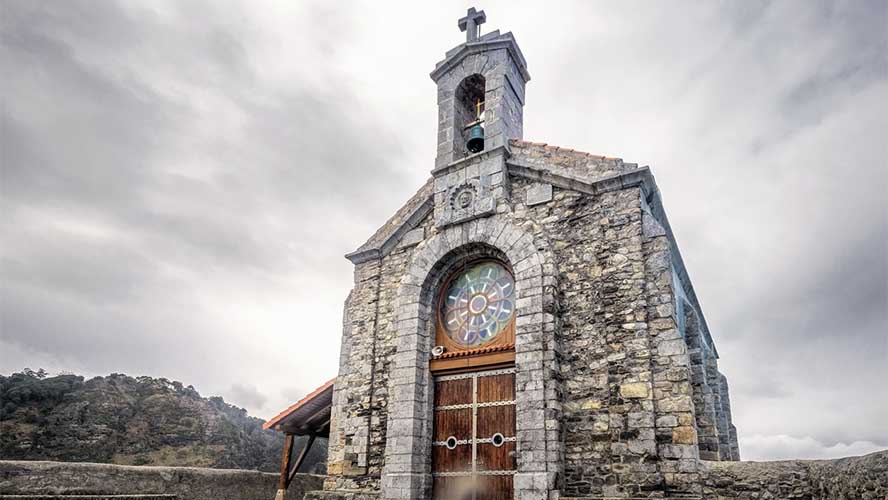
[381,217,560,500]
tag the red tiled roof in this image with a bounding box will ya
[263,378,335,432]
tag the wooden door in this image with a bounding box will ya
[432,367,516,500]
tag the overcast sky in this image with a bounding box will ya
[1,0,886,462]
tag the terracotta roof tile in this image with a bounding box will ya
[263,378,335,431]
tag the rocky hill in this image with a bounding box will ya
[0,369,326,473]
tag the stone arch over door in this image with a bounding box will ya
[381,217,560,500]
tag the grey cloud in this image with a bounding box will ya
[741,434,885,461]
[226,384,268,412]
[1,236,158,305]
[1,0,399,396]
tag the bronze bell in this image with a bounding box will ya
[466,123,485,153]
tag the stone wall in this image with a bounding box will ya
[0,460,323,500]
[326,214,430,492]
[508,143,708,497]
[328,140,738,499]
[5,452,884,500]
[327,135,750,500]
[700,450,887,499]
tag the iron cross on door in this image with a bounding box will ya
[432,367,517,500]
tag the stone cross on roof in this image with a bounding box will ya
[458,7,487,43]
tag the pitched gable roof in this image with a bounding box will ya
[345,179,434,264]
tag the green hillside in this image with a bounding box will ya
[0,369,326,473]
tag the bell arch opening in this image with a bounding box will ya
[453,74,486,156]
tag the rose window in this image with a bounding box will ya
[438,261,515,347]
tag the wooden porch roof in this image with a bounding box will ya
[263,378,334,437]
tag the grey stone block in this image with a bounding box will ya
[526,182,553,206]
[398,228,424,248]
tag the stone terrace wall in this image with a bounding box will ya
[700,450,887,499]
[0,460,323,500]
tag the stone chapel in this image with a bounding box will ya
[322,8,739,500]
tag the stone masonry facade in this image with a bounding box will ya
[323,136,743,499]
[320,12,743,500]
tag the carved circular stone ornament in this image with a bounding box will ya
[438,261,515,347]
[449,184,477,211]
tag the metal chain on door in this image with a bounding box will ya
[432,367,517,499]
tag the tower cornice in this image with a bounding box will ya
[430,32,530,83]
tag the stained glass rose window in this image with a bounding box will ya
[438,261,515,347]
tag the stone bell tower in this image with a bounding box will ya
[431,7,529,169]
[430,8,530,229]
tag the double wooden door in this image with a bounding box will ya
[432,367,516,500]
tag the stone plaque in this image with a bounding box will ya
[436,176,496,227]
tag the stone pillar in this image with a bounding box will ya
[718,373,740,461]
[643,200,701,496]
[704,351,725,461]
[681,303,720,462]
[514,248,561,500]
[729,425,740,461]
[694,348,721,460]
[325,262,382,490]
